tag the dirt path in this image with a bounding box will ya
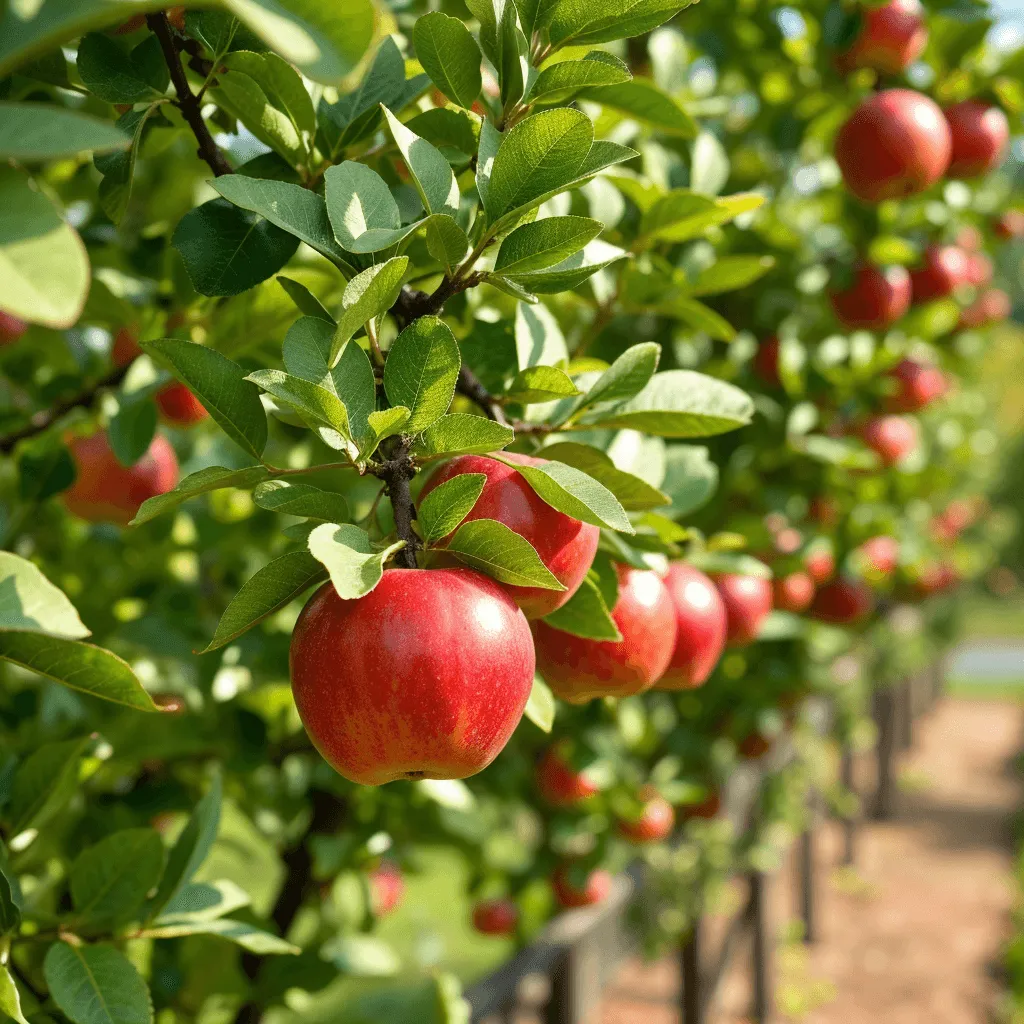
[600,698,1024,1024]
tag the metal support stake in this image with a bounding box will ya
[873,687,897,821]
[680,918,701,1024]
[799,807,816,944]
[841,745,857,866]
[749,872,772,1023]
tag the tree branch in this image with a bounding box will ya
[147,12,232,177]
[371,438,420,569]
[390,272,483,332]
[0,364,130,454]
[456,366,509,426]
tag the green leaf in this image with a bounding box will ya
[494,0,529,110]
[149,773,222,916]
[0,634,160,712]
[154,879,251,925]
[548,0,694,46]
[584,370,753,437]
[381,106,459,217]
[475,117,501,216]
[107,376,158,468]
[582,78,696,137]
[0,102,129,161]
[44,942,152,1024]
[0,551,88,637]
[515,302,568,369]
[688,256,774,297]
[486,108,594,223]
[663,297,736,341]
[277,276,335,323]
[71,829,164,930]
[246,369,351,439]
[253,480,350,521]
[638,190,764,246]
[496,455,634,532]
[418,473,486,543]
[0,167,88,329]
[76,32,164,104]
[332,257,409,361]
[506,239,628,294]
[0,965,29,1024]
[0,852,22,937]
[144,340,268,459]
[95,104,159,225]
[8,737,92,836]
[413,13,482,109]
[383,316,461,433]
[412,414,515,459]
[524,675,556,732]
[660,444,718,517]
[690,131,730,195]
[172,198,300,298]
[359,407,412,459]
[307,524,405,600]
[575,342,660,411]
[201,550,327,653]
[212,175,349,265]
[139,917,299,954]
[687,550,771,579]
[325,161,412,253]
[539,442,669,511]
[447,519,565,589]
[530,52,631,104]
[212,60,302,164]
[131,467,269,526]
[322,934,400,976]
[542,574,622,640]
[407,106,482,161]
[505,365,581,403]
[424,215,470,274]
[494,216,603,276]
[226,50,315,140]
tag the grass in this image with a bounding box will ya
[947,678,1024,702]
[956,596,1024,642]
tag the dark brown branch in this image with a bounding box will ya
[0,364,130,454]
[371,438,420,569]
[390,272,483,332]
[147,12,232,177]
[456,366,509,426]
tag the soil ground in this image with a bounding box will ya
[599,697,1024,1024]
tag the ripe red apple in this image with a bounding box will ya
[112,327,143,367]
[713,573,773,647]
[682,790,721,821]
[658,563,728,690]
[805,546,836,584]
[289,568,535,785]
[156,382,210,426]
[472,898,519,935]
[858,535,900,576]
[810,577,874,624]
[914,561,960,597]
[959,288,1011,329]
[931,499,976,542]
[995,210,1024,240]
[944,101,1009,179]
[738,732,771,759]
[552,865,612,909]
[835,90,951,203]
[617,789,675,843]
[753,336,781,388]
[830,263,911,330]
[964,252,993,287]
[837,0,928,74]
[887,359,947,412]
[0,311,27,346]
[957,226,983,252]
[62,431,179,525]
[909,245,970,303]
[536,746,600,806]
[532,565,677,703]
[862,414,917,465]
[369,863,404,917]
[773,571,815,613]
[421,453,599,619]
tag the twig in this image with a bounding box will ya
[0,364,130,454]
[456,366,509,426]
[147,12,232,177]
[370,438,420,569]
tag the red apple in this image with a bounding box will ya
[959,288,1011,329]
[909,245,970,303]
[858,535,900,576]
[62,431,179,525]
[617,789,675,843]
[914,561,960,597]
[112,327,143,367]
[420,453,599,619]
[964,252,993,287]
[369,863,404,917]
[753,336,781,388]
[774,527,803,555]
[830,263,911,330]
[862,414,917,465]
[773,571,815,613]
[944,101,1009,179]
[835,90,951,203]
[805,546,836,584]
[713,573,773,647]
[536,746,600,806]
[532,565,677,703]
[886,359,947,412]
[552,865,612,909]
[658,563,728,690]
[0,311,27,346]
[472,898,519,935]
[682,790,721,820]
[995,210,1024,240]
[738,732,771,759]
[289,567,535,785]
[156,382,210,426]
[810,577,874,624]
[931,499,976,542]
[837,0,928,74]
